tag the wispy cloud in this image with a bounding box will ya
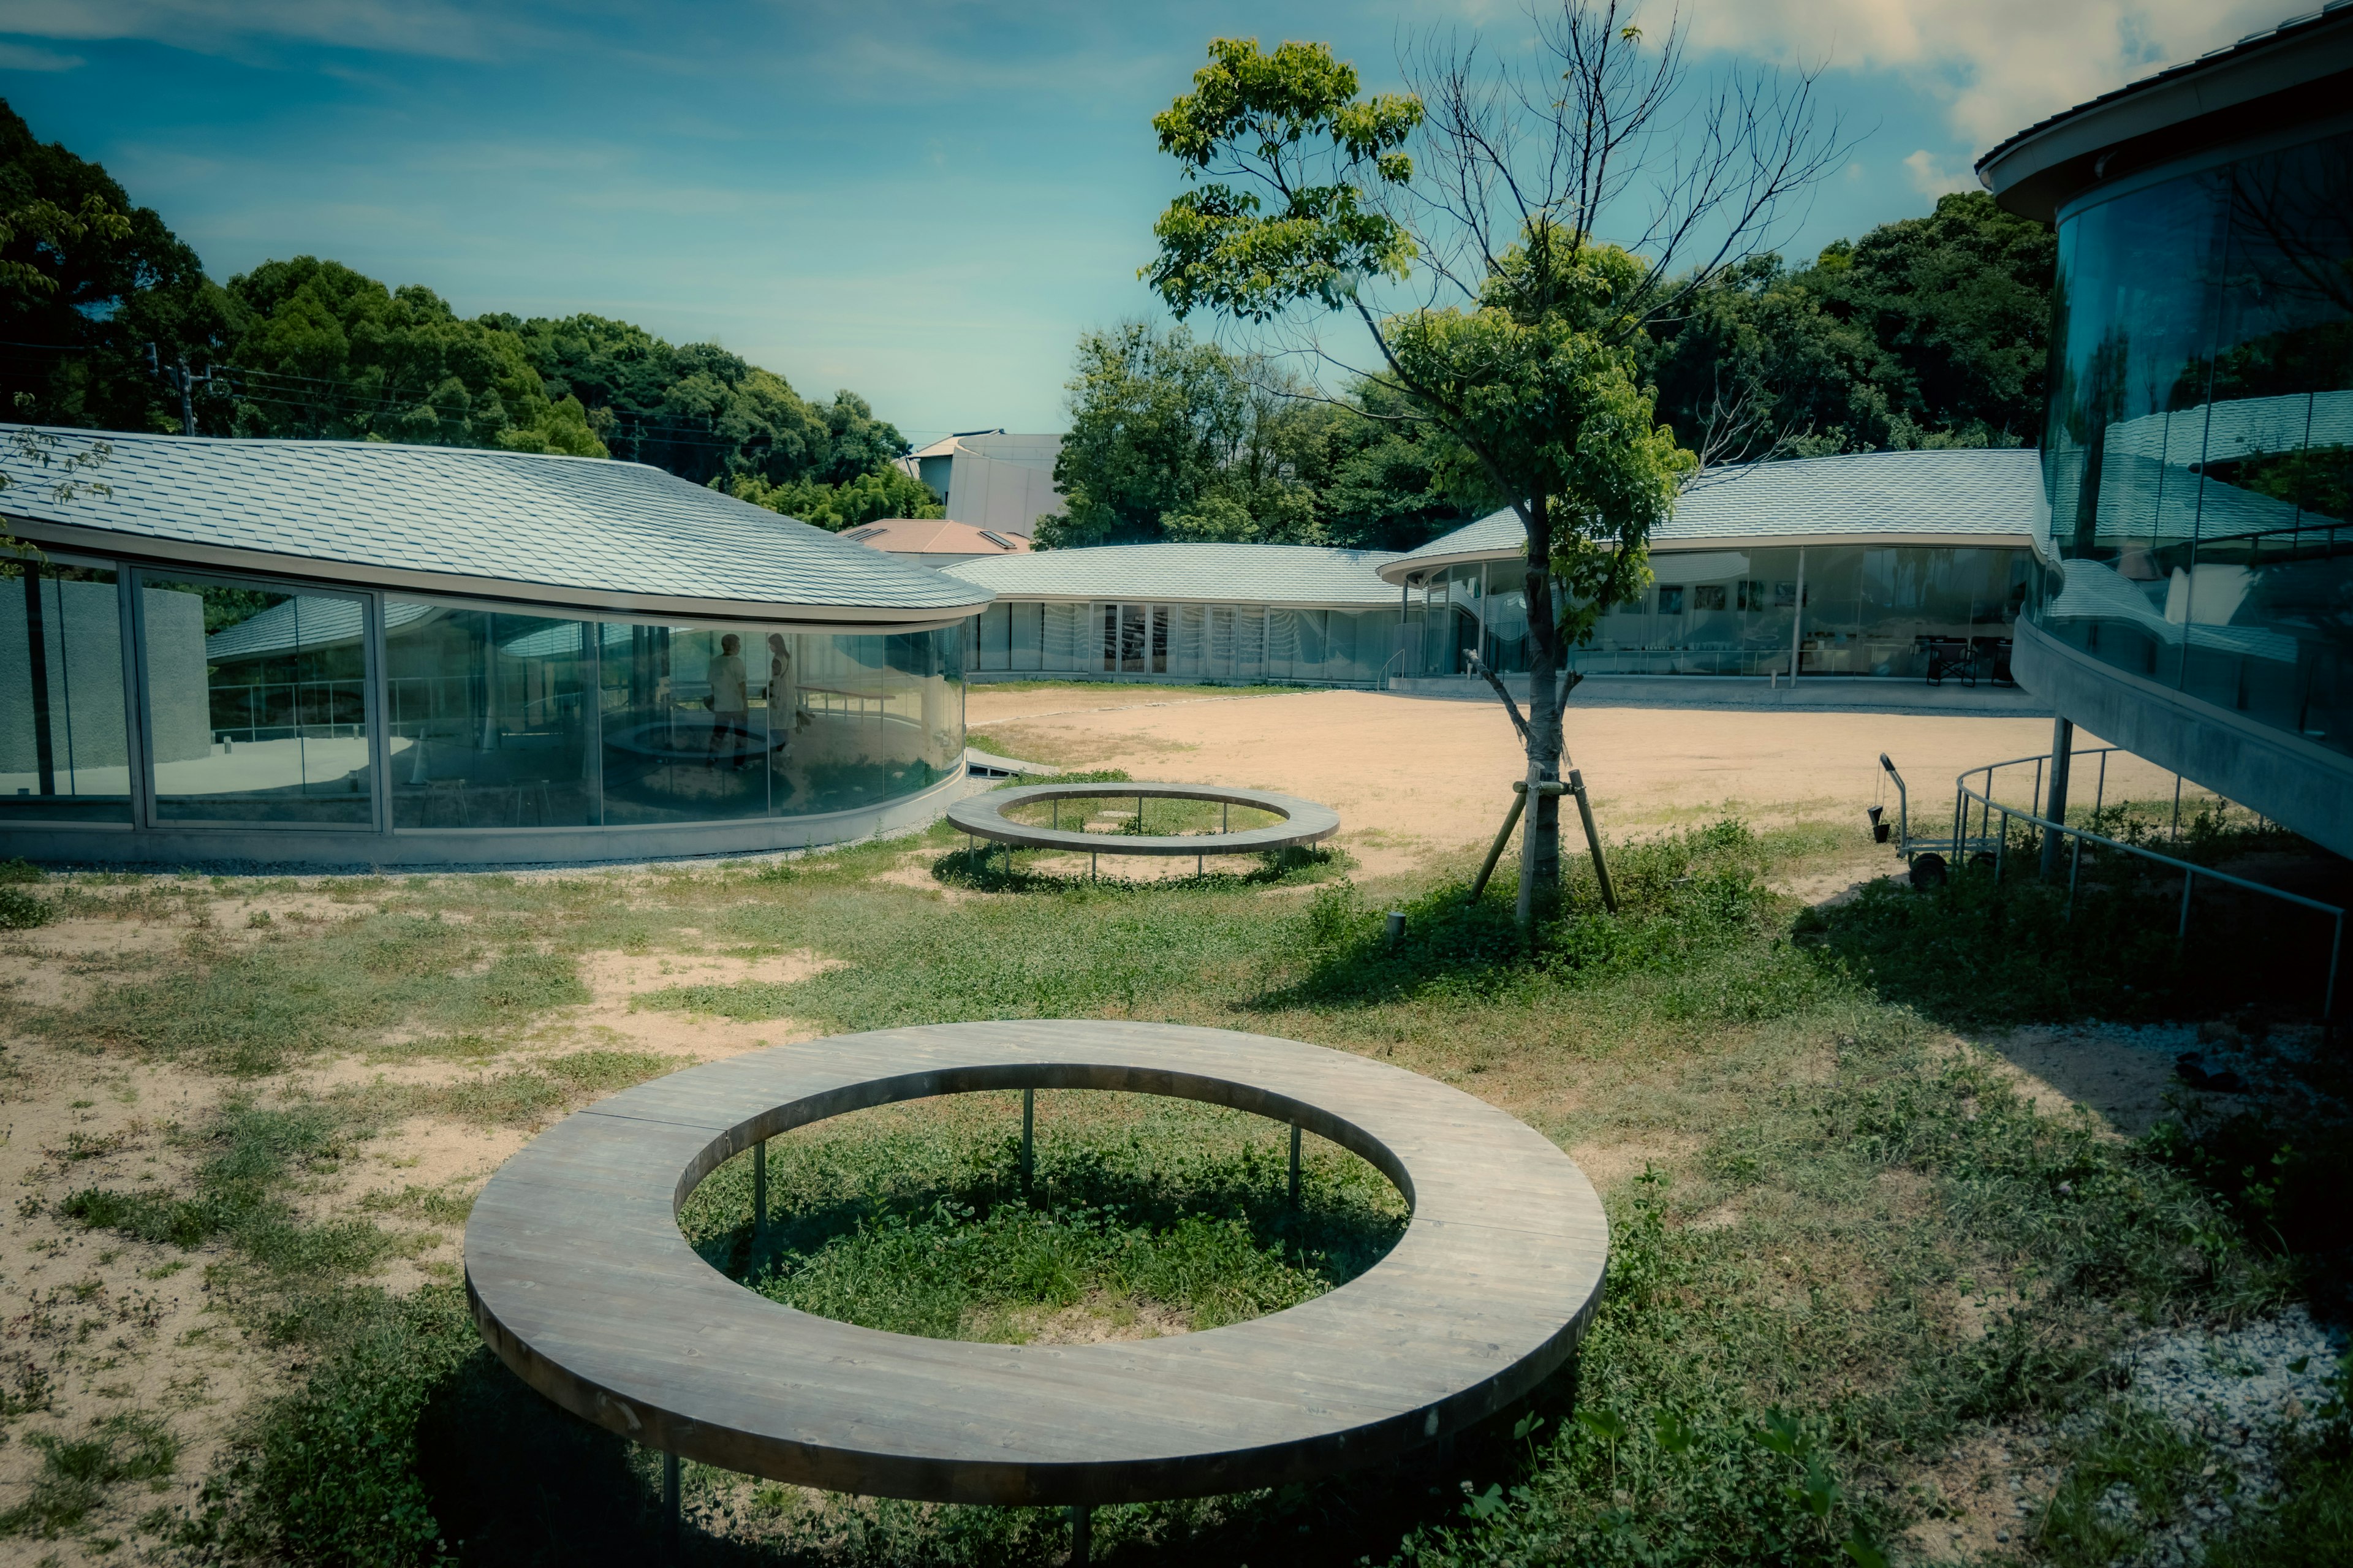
[1683,0,2286,150]
[0,39,84,69]
[0,0,559,63]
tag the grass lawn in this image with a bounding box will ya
[0,791,2344,1566]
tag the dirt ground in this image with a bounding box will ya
[966,686,2197,874]
[0,684,2233,1560]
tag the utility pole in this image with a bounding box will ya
[145,343,215,436]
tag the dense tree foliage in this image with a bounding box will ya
[222,258,604,456]
[0,100,231,436]
[1049,192,2053,555]
[0,99,925,528]
[496,314,917,490]
[1041,322,1471,551]
[1646,192,2055,456]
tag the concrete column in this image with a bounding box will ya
[2039,716,2075,879]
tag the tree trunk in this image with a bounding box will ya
[1515,505,1564,929]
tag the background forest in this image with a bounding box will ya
[2,97,2051,552]
[1042,195,2055,551]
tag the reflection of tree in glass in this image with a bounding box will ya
[2203,445,2352,523]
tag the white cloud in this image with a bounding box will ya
[1683,0,2288,151]
[1902,148,1973,197]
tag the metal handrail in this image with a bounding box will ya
[1954,748,2343,1021]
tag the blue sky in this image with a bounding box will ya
[0,1,2286,439]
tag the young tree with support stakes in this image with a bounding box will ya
[1142,4,1849,927]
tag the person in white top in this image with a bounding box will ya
[704,634,756,769]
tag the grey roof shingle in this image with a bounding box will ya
[5,426,988,618]
[1384,449,2047,578]
[942,542,1406,607]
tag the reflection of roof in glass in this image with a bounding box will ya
[5,425,988,619]
[1382,449,2048,581]
[203,596,431,662]
[2047,558,2298,664]
[942,543,1405,606]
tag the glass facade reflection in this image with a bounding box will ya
[150,575,375,824]
[387,607,597,829]
[1399,546,2029,678]
[2036,129,2353,756]
[967,600,1401,685]
[0,559,131,824]
[0,561,966,843]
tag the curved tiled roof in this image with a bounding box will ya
[1379,449,2048,582]
[3,426,988,625]
[1975,6,2353,211]
[943,542,1405,607]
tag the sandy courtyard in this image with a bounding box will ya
[965,685,2189,867]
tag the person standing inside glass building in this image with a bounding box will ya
[705,633,756,768]
[766,632,809,775]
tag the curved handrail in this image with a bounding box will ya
[1950,748,2343,1018]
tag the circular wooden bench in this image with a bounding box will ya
[464,1020,1608,1507]
[945,782,1340,865]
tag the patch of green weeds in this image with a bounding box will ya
[2034,1401,2210,1567]
[0,1412,178,1538]
[61,1100,403,1277]
[678,1094,1406,1341]
[0,882,50,930]
[175,1286,476,1568]
[358,1184,476,1227]
[29,915,588,1074]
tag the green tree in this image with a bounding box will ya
[500,314,912,489]
[1041,321,1331,549]
[725,466,943,531]
[1144,7,1844,922]
[0,97,233,436]
[223,258,604,456]
[1646,194,2054,460]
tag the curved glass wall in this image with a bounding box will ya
[965,600,1401,685]
[1399,546,2028,678]
[2038,129,2353,756]
[0,554,966,843]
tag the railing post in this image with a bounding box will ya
[2328,913,2343,1024]
[1288,1123,1302,1210]
[2040,719,2075,879]
[2178,869,2194,943]
[2068,834,2082,917]
[1995,809,2006,883]
[754,1139,767,1242]
[1021,1088,1034,1194]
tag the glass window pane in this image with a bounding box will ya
[386,604,596,830]
[145,575,373,825]
[1,559,131,824]
[778,628,961,816]
[599,624,771,824]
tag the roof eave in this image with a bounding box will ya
[11,516,991,630]
[1378,531,2039,583]
[1976,13,2353,222]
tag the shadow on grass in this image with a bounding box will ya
[930,842,1346,893]
[1794,839,2348,1031]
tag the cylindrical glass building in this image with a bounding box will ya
[0,430,987,866]
[1979,9,2353,856]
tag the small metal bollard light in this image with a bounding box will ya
[1385,911,1406,948]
